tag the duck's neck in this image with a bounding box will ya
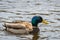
[31,22,38,27]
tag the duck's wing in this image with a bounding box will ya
[12,20,25,23]
[3,22,26,29]
[22,22,33,31]
[3,21,33,31]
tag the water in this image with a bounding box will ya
[0,0,60,40]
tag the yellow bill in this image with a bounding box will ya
[42,19,49,24]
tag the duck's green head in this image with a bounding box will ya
[31,16,48,27]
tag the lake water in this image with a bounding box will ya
[0,0,60,40]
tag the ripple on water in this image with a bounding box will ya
[0,0,60,40]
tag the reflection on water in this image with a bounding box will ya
[31,28,40,40]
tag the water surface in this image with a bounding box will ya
[0,0,60,40]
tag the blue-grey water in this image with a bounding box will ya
[0,0,60,40]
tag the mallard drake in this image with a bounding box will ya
[3,16,48,34]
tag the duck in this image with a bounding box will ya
[3,16,48,34]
